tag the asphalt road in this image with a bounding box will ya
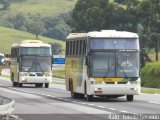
[0,70,160,120]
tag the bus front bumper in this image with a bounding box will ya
[19,76,52,84]
[88,84,140,95]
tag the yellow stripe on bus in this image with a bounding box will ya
[95,78,123,82]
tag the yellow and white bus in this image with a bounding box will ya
[0,53,4,75]
[10,40,52,88]
[65,30,140,101]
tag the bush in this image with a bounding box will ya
[141,62,160,88]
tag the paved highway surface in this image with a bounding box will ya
[0,69,160,120]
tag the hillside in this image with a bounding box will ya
[0,26,65,54]
[0,0,77,18]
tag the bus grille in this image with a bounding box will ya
[105,82,115,84]
[36,73,44,76]
[118,82,127,84]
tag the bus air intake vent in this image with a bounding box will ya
[118,82,127,84]
[105,82,115,84]
[36,73,44,76]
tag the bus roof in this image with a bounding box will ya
[21,40,43,44]
[67,30,139,40]
[66,33,87,40]
[12,40,51,48]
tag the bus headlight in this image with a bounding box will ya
[130,81,138,84]
[45,72,52,76]
[20,73,28,76]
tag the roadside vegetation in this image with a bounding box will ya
[52,66,65,79]
[141,62,160,88]
[141,87,160,94]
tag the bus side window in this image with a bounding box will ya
[68,41,71,55]
[81,40,85,56]
[66,41,70,56]
[79,40,82,56]
[78,40,80,56]
[83,40,86,55]
[76,40,79,55]
[70,41,73,56]
[73,41,76,55]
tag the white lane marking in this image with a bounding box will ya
[120,110,130,113]
[88,104,94,106]
[108,108,117,111]
[46,94,55,97]
[79,102,88,105]
[96,106,106,109]
[148,101,160,105]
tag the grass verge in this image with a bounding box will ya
[1,74,10,78]
[141,87,160,94]
[52,66,65,79]
[52,82,65,85]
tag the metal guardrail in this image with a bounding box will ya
[0,96,15,119]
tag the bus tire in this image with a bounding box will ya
[86,95,93,102]
[11,74,17,87]
[79,94,85,99]
[35,83,43,88]
[13,82,17,87]
[71,92,78,99]
[17,83,22,87]
[45,83,49,88]
[126,95,134,101]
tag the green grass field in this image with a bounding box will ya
[0,26,65,54]
[0,0,77,18]
[141,62,160,88]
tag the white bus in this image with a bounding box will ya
[65,30,140,101]
[10,40,52,88]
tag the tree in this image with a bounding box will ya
[138,0,160,61]
[71,0,114,32]
[49,43,64,55]
[0,0,11,10]
[27,20,46,39]
[7,13,27,31]
[43,14,72,40]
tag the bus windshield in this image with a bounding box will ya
[20,56,51,72]
[90,52,116,77]
[20,47,51,55]
[89,51,139,78]
[91,38,139,50]
[117,52,139,77]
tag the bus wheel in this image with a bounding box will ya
[86,95,93,102]
[11,75,17,87]
[126,95,134,101]
[71,92,78,99]
[13,82,17,87]
[35,83,43,88]
[79,94,85,99]
[17,83,22,87]
[45,83,49,88]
